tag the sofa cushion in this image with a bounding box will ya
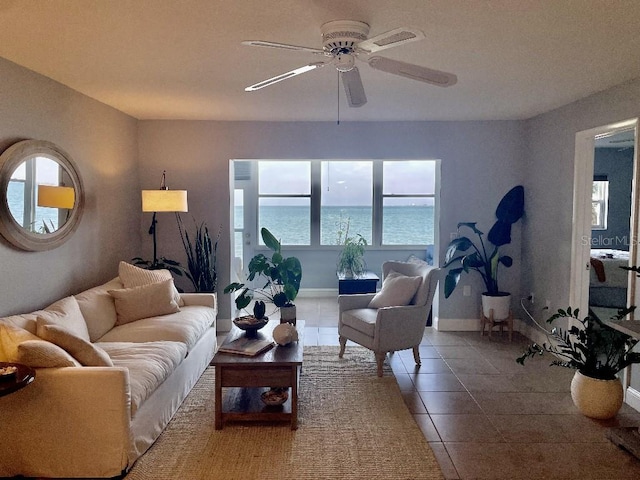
[75,277,122,342]
[368,270,422,309]
[96,305,215,351]
[17,339,82,367]
[40,296,91,342]
[118,261,184,307]
[98,341,188,415]
[0,311,44,334]
[109,280,181,325]
[37,321,113,367]
[341,308,378,338]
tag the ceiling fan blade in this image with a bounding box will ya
[356,27,425,53]
[242,40,325,55]
[368,56,457,87]
[341,68,367,107]
[245,62,327,91]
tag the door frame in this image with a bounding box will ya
[571,118,639,406]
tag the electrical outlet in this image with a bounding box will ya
[463,285,471,297]
[530,292,535,304]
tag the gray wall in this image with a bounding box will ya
[0,57,140,316]
[137,120,525,322]
[592,147,634,250]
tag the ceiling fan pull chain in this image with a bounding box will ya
[337,70,340,125]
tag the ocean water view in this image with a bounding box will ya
[236,205,434,246]
[8,181,59,231]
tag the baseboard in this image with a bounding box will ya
[626,386,640,412]
[297,288,338,298]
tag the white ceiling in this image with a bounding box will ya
[1,0,639,122]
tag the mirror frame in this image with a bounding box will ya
[0,140,85,251]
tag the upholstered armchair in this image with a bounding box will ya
[338,261,440,376]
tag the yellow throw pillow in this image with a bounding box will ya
[368,271,422,309]
[109,279,181,325]
[37,321,113,367]
[118,261,184,307]
[17,340,81,368]
[0,323,41,362]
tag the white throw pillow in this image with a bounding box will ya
[368,270,422,309]
[37,321,113,367]
[118,261,184,307]
[109,279,180,325]
[40,296,91,342]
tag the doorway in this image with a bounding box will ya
[571,118,639,410]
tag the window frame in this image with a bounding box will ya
[591,177,609,231]
[250,159,438,249]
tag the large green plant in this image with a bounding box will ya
[517,307,640,380]
[224,227,302,311]
[177,216,219,293]
[443,185,525,297]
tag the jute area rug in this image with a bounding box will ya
[126,346,444,480]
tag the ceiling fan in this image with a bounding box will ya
[242,20,457,108]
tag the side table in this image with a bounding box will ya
[0,362,35,397]
[337,271,379,294]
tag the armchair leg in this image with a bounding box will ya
[375,352,386,377]
[338,335,347,358]
[412,345,421,367]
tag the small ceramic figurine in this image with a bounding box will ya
[272,322,299,346]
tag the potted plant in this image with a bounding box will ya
[177,216,220,293]
[443,185,525,320]
[337,233,367,278]
[224,227,302,324]
[517,307,640,419]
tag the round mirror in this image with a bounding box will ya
[0,140,84,251]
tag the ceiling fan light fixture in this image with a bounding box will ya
[335,53,355,72]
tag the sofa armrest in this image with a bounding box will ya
[180,292,217,310]
[0,366,131,478]
[338,293,376,313]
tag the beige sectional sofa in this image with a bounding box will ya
[0,265,218,478]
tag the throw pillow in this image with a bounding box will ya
[17,340,82,368]
[0,323,41,362]
[368,270,422,309]
[118,261,184,307]
[37,321,113,367]
[109,279,180,325]
[40,296,91,342]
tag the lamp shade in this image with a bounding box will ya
[142,190,188,212]
[37,185,75,209]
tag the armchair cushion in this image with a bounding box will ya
[342,308,378,337]
[368,270,422,308]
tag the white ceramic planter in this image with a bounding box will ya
[481,293,511,320]
[570,370,623,419]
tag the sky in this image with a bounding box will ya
[257,160,436,206]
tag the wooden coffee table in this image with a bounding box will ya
[211,320,304,430]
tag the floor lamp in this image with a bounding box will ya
[141,171,188,268]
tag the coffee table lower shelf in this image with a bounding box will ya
[219,387,294,426]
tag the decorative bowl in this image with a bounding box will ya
[233,316,268,337]
[0,365,17,381]
[261,387,288,406]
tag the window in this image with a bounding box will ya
[592,178,609,230]
[250,159,438,247]
[382,161,436,245]
[321,161,372,245]
[258,161,310,245]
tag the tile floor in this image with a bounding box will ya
[295,295,640,480]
